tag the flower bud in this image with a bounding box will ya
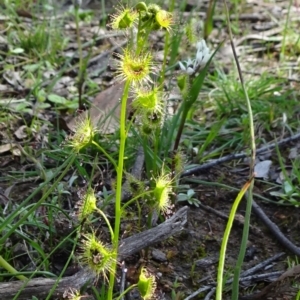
[135,2,148,12]
[111,7,138,30]
[137,267,156,300]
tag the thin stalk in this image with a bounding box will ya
[136,17,151,55]
[116,284,137,300]
[100,0,106,27]
[0,256,27,281]
[92,141,117,170]
[173,100,189,153]
[232,186,253,288]
[204,0,217,39]
[107,80,130,300]
[216,178,253,300]
[121,190,152,210]
[0,271,55,277]
[173,77,192,153]
[280,0,293,60]
[95,208,114,240]
[74,5,85,109]
[159,30,169,86]
[152,127,160,174]
[222,1,256,299]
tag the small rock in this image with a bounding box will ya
[152,249,167,262]
[254,160,272,179]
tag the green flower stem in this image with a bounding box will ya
[121,190,152,211]
[152,128,160,174]
[215,178,253,300]
[74,7,82,70]
[0,255,27,281]
[158,0,174,86]
[231,88,256,299]
[116,284,137,300]
[280,0,292,60]
[92,141,117,170]
[173,82,192,153]
[169,0,176,12]
[173,105,188,153]
[0,271,55,277]
[164,95,185,158]
[158,30,169,87]
[136,15,144,55]
[231,186,253,300]
[107,80,131,300]
[95,208,114,241]
[136,16,151,55]
[222,2,256,299]
[74,6,85,109]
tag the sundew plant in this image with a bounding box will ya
[67,2,217,299]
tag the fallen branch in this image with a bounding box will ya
[252,200,300,256]
[239,252,285,278]
[240,264,300,300]
[182,132,300,177]
[0,206,188,300]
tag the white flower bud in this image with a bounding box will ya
[179,58,196,75]
[178,39,211,75]
[195,40,210,69]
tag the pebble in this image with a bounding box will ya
[152,249,167,262]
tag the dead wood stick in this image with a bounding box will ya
[0,206,188,300]
[182,132,300,177]
[240,264,300,299]
[252,199,300,256]
[240,252,285,278]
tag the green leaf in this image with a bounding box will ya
[47,95,77,109]
[15,102,33,114]
[177,193,188,201]
[11,48,24,54]
[187,189,195,197]
[204,0,217,39]
[48,94,68,104]
[189,41,223,107]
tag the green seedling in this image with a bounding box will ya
[177,188,200,207]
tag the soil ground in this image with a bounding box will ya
[0,0,300,299]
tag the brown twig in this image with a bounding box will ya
[240,264,300,299]
[252,199,300,256]
[182,131,300,177]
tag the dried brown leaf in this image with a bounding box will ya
[14,125,28,140]
[0,143,18,154]
[67,82,133,134]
